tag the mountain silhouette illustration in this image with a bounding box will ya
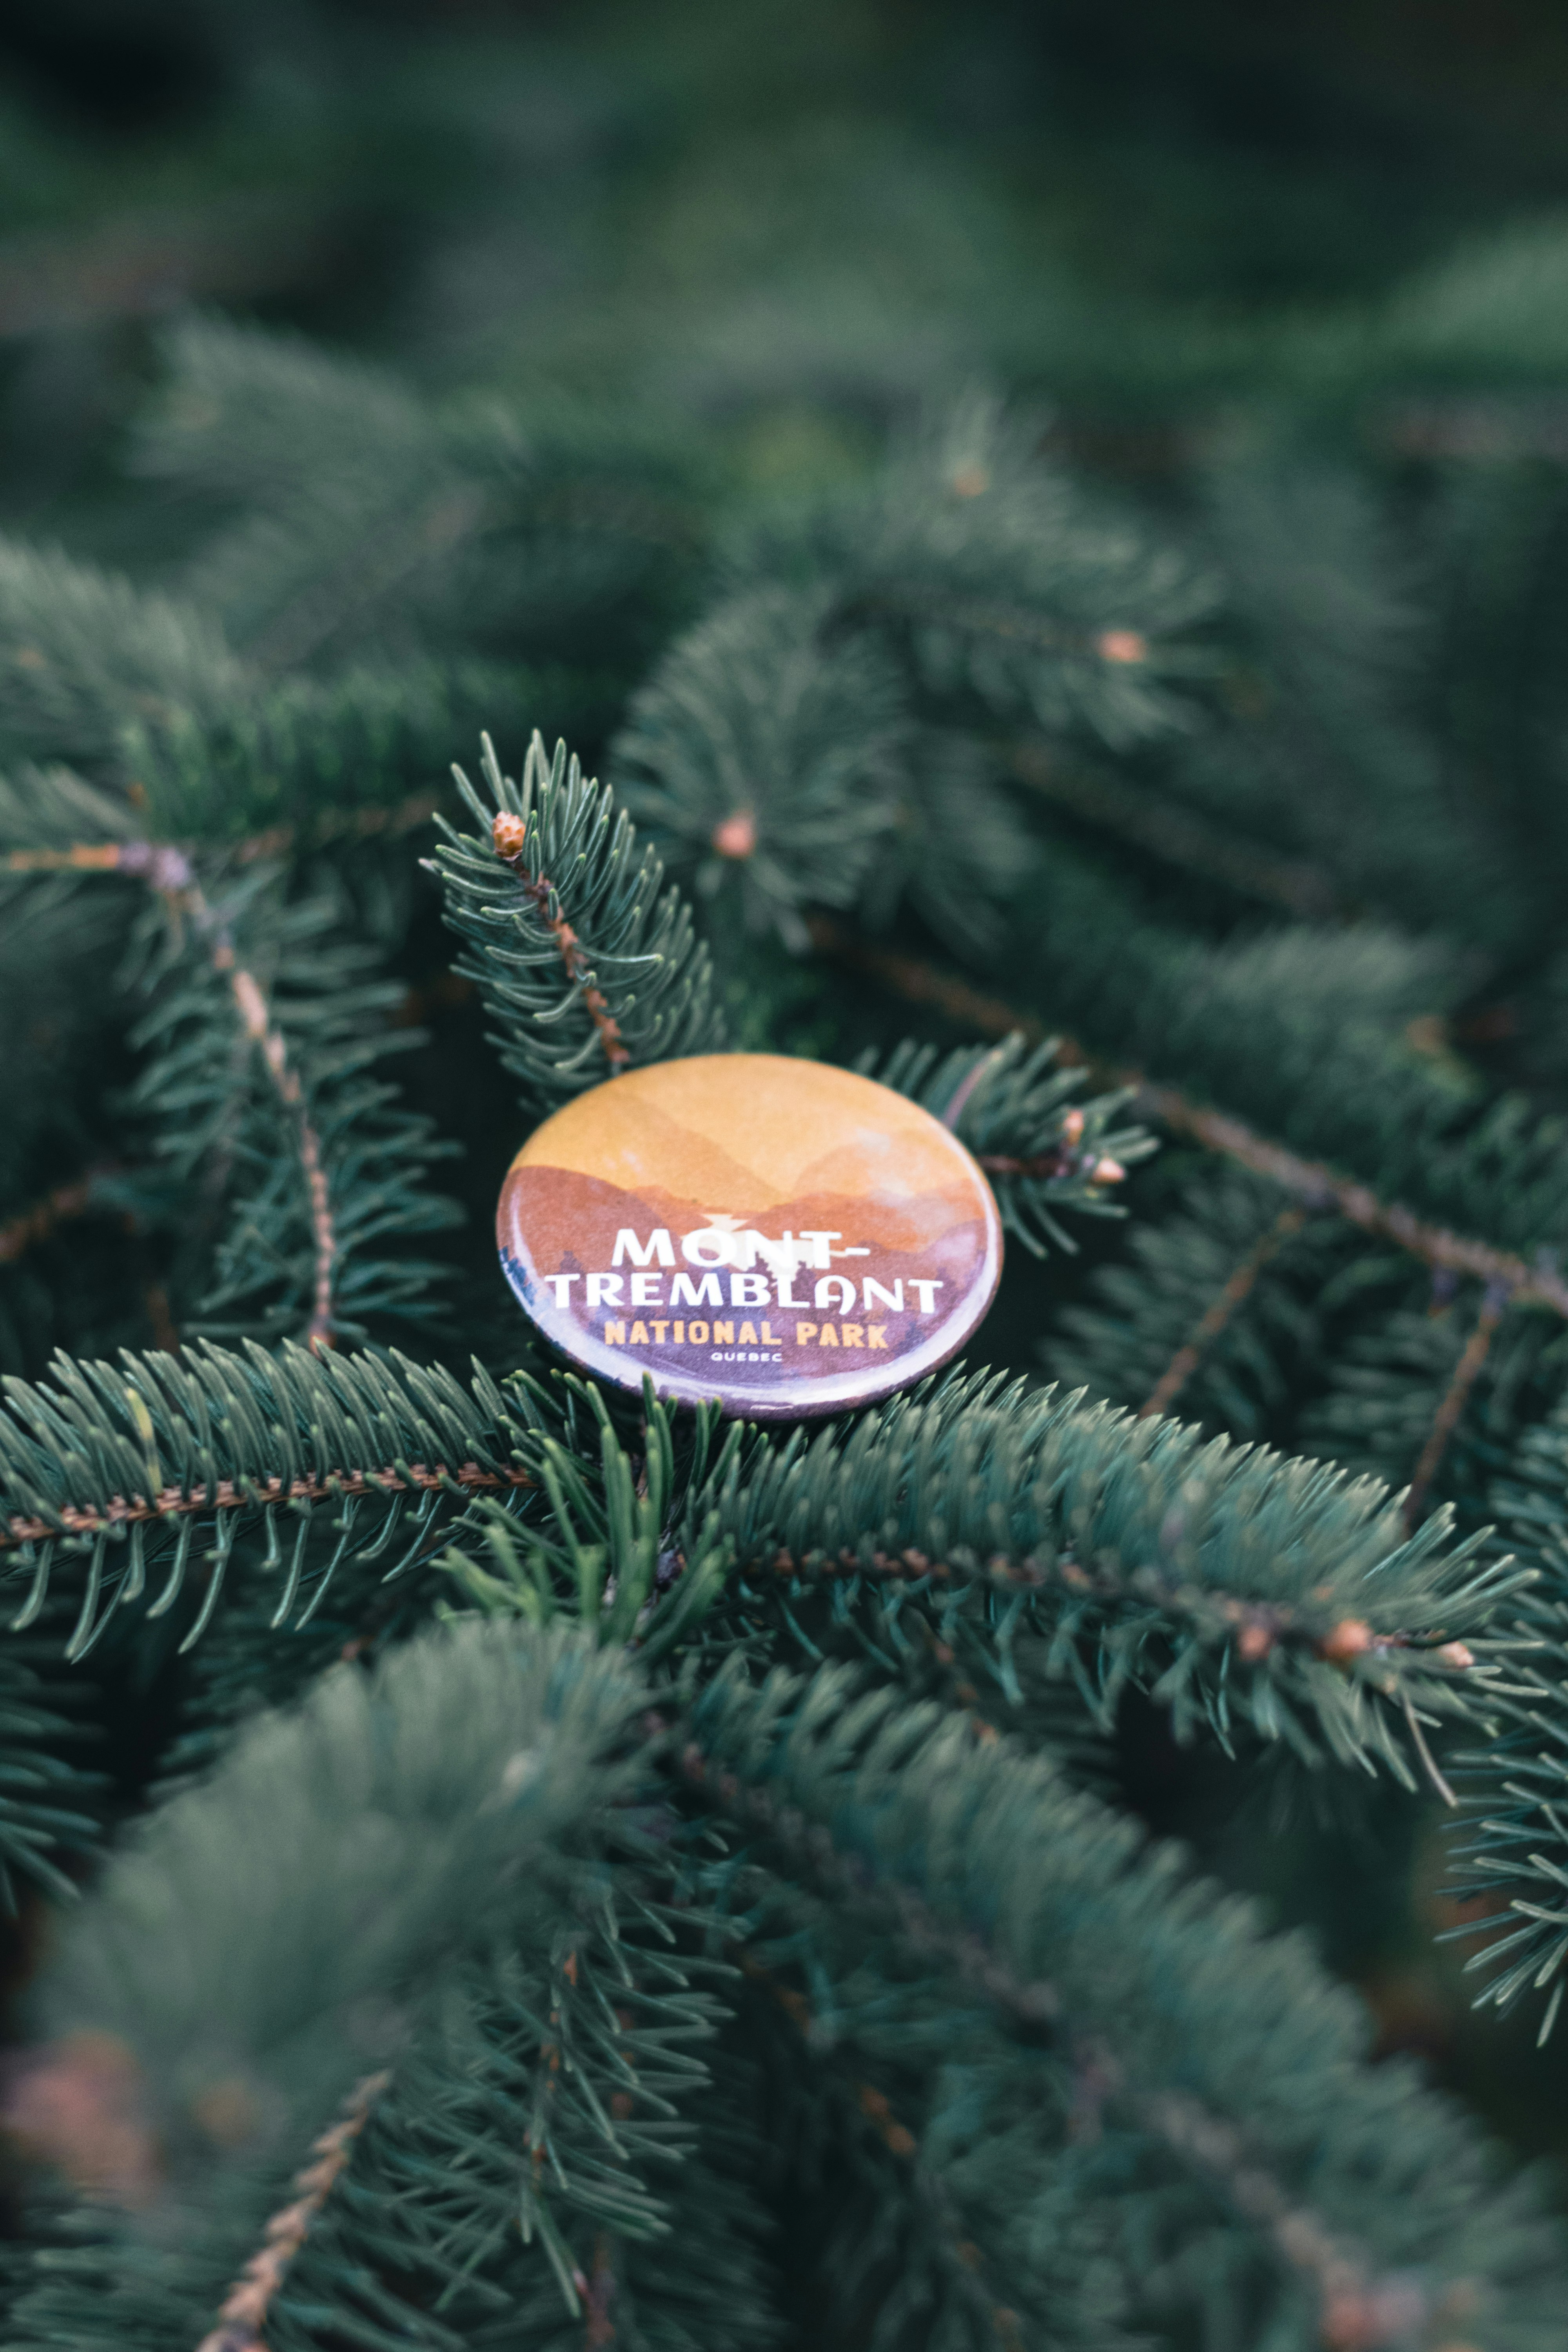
[515,1093,793,1212]
[503,1165,982,1267]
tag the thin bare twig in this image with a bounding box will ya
[1137,1206,1309,1418]
[2,795,443,880]
[809,919,1568,1321]
[217,947,335,1344]
[1403,1285,1508,1533]
[196,2068,391,2352]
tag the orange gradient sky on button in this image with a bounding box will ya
[498,1053,1002,1419]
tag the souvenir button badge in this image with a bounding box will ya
[497,1053,1002,1418]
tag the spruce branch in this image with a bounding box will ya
[5,1624,777,2352]
[1047,1167,1334,1446]
[0,1341,545,1711]
[685,1664,1566,2350]
[614,584,907,948]
[0,540,244,780]
[134,317,707,686]
[261,1906,764,2350]
[814,917,1568,1317]
[737,1946,1045,2352]
[1007,739,1341,917]
[1446,1671,1568,2042]
[1402,1281,1510,1529]
[1444,1401,1568,2036]
[737,388,1216,749]
[1136,1203,1310,1419]
[684,1369,1529,1780]
[0,1645,102,1909]
[1187,449,1520,949]
[3,764,461,1347]
[130,656,571,849]
[431,730,727,1112]
[195,2067,390,2352]
[125,860,459,1347]
[858,1032,1154,1256]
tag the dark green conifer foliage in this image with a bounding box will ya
[13,16,1568,2338]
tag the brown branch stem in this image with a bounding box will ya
[976,1147,1078,1180]
[2,1458,534,1551]
[1403,1288,1507,1533]
[762,1543,1485,1688]
[2,793,442,880]
[809,918,1568,1320]
[493,822,630,1071]
[196,2068,391,2352]
[217,947,335,1345]
[1137,1206,1308,1419]
[6,836,341,1345]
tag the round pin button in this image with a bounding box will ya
[497,1053,1002,1419]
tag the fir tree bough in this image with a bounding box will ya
[8,251,1568,2346]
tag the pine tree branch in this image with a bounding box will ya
[858,1033,1152,1256]
[432,731,726,1111]
[1137,1205,1309,1417]
[245,485,489,674]
[1008,740,1341,916]
[718,1764,1443,2352]
[216,955,336,1349]
[0,1341,537,1555]
[737,1948,1025,2350]
[0,1646,102,1908]
[858,585,1160,664]
[1403,1284,1508,1530]
[1,1455,533,1551]
[491,815,632,1072]
[686,1368,1526,1780]
[1142,1090,1568,1314]
[139,860,343,1351]
[686,1665,1561,2349]
[229,789,443,865]
[811,918,1568,1318]
[4,827,423,1347]
[5,1626,775,2352]
[4,790,447,880]
[613,585,909,953]
[196,2069,391,2352]
[5,768,462,1347]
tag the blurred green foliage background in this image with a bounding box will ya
[7,0,1568,547]
[9,0,1568,2200]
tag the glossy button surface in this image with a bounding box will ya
[497,1053,1002,1419]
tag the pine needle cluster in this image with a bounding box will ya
[11,103,1568,2337]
